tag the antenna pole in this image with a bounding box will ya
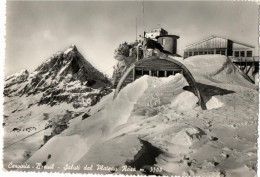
[142,0,145,36]
[136,16,137,41]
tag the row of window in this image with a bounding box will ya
[135,69,183,77]
[234,51,252,57]
[184,50,226,57]
[184,50,253,58]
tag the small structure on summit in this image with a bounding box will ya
[156,35,179,55]
[145,28,168,40]
[145,28,180,56]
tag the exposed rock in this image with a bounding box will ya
[82,113,90,120]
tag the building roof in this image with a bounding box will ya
[184,35,255,49]
[156,35,180,39]
[146,28,168,33]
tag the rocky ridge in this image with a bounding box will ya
[4,44,111,107]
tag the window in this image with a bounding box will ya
[143,70,149,75]
[151,70,157,76]
[194,52,198,56]
[189,52,192,56]
[184,52,188,58]
[135,70,143,76]
[204,51,208,55]
[220,50,226,55]
[240,51,245,57]
[216,50,221,54]
[209,51,214,54]
[247,51,253,57]
[234,51,239,57]
[166,71,172,77]
[158,71,165,77]
[198,51,203,55]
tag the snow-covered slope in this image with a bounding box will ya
[26,54,258,175]
[5,54,258,176]
[3,45,112,167]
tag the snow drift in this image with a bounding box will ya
[182,55,254,88]
[26,74,199,166]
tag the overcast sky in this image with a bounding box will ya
[5,1,258,76]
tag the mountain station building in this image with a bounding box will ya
[183,36,255,59]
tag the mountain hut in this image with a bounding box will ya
[113,56,206,110]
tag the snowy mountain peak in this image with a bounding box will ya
[71,44,76,49]
[4,45,111,99]
[64,44,78,55]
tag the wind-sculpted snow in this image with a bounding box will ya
[26,74,200,168]
[26,75,150,164]
[182,55,255,88]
